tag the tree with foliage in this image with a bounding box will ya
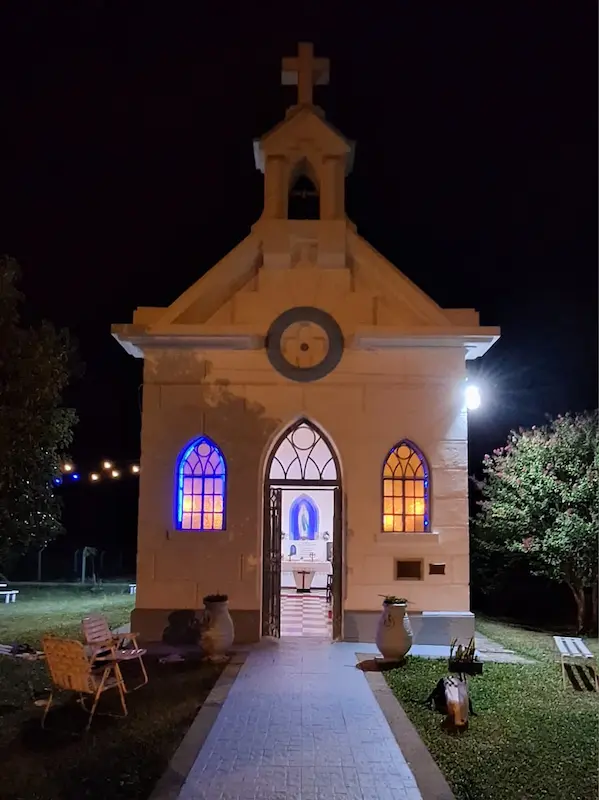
[0,256,78,572]
[473,411,598,633]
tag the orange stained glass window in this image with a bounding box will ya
[177,437,226,531]
[382,442,429,533]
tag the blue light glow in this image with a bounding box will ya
[175,436,227,530]
[289,494,319,540]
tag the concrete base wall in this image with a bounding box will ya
[343,610,475,646]
[132,607,474,647]
[132,608,261,645]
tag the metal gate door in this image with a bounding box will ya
[332,486,343,640]
[262,487,282,637]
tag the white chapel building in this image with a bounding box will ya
[113,43,499,646]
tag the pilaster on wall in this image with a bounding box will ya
[320,156,345,220]
[263,155,288,219]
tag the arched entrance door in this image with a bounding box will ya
[262,418,343,640]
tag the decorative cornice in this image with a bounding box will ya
[112,324,499,361]
[351,328,500,360]
[111,325,263,359]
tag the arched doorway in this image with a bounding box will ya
[262,418,343,640]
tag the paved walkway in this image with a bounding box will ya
[177,638,422,800]
[474,632,535,664]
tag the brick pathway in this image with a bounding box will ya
[177,638,422,800]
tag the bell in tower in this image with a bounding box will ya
[288,160,320,220]
[253,43,355,266]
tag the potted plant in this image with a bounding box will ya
[375,596,413,661]
[200,593,234,662]
[448,637,483,675]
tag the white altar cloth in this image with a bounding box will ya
[288,561,332,591]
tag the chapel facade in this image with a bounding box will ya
[112,43,500,645]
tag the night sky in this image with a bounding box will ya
[1,4,597,558]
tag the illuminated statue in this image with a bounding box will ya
[299,502,310,538]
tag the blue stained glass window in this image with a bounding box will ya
[176,437,226,531]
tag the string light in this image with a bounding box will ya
[53,459,140,485]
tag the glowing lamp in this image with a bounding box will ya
[111,469,121,478]
[102,461,112,470]
[90,472,100,482]
[131,464,140,474]
[72,473,80,481]
[465,384,481,410]
[63,463,73,473]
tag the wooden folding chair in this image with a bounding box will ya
[82,615,148,691]
[41,636,127,731]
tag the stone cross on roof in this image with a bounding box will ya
[281,42,330,106]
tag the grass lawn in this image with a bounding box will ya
[386,620,598,800]
[0,586,223,800]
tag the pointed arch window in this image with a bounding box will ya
[176,437,226,530]
[269,420,337,482]
[382,441,429,533]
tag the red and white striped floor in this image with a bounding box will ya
[280,592,331,638]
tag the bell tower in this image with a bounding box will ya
[253,43,355,268]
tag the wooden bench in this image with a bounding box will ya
[554,636,598,691]
[0,590,18,604]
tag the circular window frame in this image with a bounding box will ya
[265,306,345,383]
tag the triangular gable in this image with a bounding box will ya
[255,106,353,170]
[149,234,262,329]
[150,225,456,332]
[349,231,452,327]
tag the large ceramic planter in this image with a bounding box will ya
[200,596,234,662]
[375,602,413,660]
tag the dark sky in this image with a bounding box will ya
[1,2,597,476]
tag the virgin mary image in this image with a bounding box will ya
[298,501,310,539]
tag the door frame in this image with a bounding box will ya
[261,418,344,640]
